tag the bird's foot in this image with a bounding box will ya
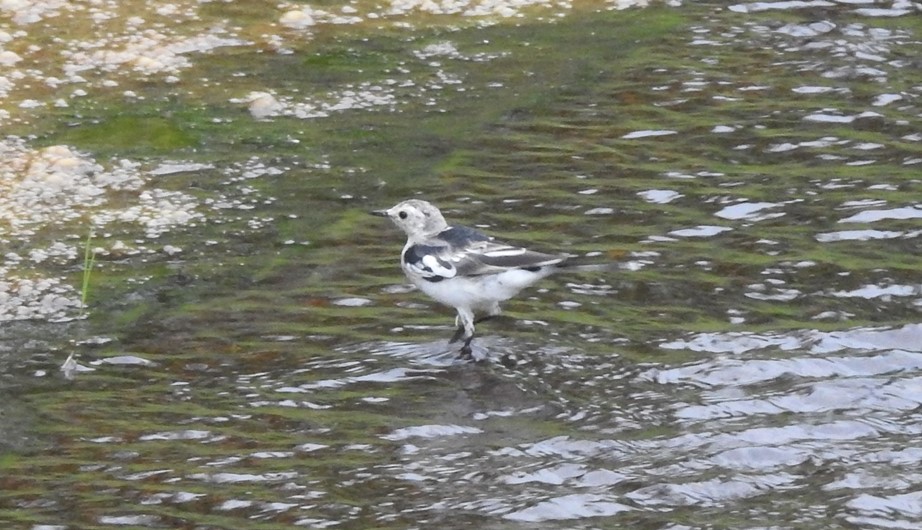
[456,336,475,360]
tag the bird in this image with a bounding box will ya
[372,199,612,359]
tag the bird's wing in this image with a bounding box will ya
[404,225,569,282]
[402,243,459,282]
[452,238,569,276]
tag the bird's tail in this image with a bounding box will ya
[555,260,628,273]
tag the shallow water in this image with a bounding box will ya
[2,1,922,529]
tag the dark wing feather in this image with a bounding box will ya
[434,225,569,277]
[452,240,569,276]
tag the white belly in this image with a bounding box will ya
[407,268,553,312]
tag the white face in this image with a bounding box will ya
[384,199,447,237]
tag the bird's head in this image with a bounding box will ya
[372,199,449,241]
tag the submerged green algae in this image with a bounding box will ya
[51,116,199,154]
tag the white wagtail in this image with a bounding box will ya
[373,199,613,358]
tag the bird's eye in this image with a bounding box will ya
[398,211,408,219]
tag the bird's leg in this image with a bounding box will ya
[451,304,502,350]
[449,327,465,344]
[451,315,497,343]
[450,312,482,344]
[460,335,474,359]
[450,314,465,344]
[451,308,476,359]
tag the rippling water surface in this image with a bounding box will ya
[1,1,921,529]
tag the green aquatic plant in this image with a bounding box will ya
[80,230,97,311]
[62,230,98,379]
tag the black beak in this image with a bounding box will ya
[370,209,389,217]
